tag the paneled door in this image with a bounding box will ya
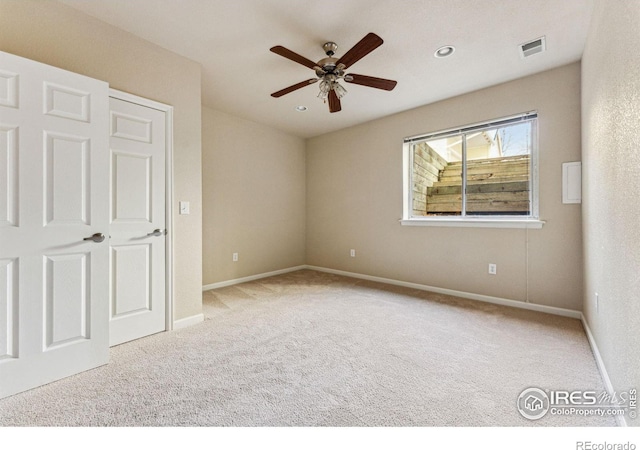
[108,96,166,346]
[0,51,110,399]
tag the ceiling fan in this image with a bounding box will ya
[270,32,397,113]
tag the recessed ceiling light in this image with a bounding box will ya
[434,45,455,58]
[295,105,308,112]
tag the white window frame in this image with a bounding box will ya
[401,112,544,229]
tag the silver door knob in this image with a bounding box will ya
[147,229,166,237]
[83,233,105,243]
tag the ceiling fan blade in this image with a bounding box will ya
[336,32,384,69]
[270,46,318,70]
[328,89,341,113]
[271,79,318,98]
[345,73,397,91]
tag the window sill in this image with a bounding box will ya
[400,218,545,229]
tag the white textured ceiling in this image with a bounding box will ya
[59,0,593,138]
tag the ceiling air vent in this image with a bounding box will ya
[519,36,546,58]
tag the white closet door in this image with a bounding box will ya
[108,96,166,346]
[0,51,110,399]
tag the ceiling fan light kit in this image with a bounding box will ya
[270,32,397,113]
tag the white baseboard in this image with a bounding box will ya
[581,314,627,427]
[202,265,307,291]
[173,313,204,330]
[306,265,582,319]
[203,264,581,319]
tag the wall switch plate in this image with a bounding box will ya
[179,201,190,215]
[488,263,497,275]
[595,292,599,312]
[232,252,238,262]
[350,249,356,257]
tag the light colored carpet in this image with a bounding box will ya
[0,269,614,426]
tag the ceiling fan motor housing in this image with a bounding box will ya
[317,57,339,74]
[322,42,338,56]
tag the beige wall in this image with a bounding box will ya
[307,63,583,310]
[0,0,203,320]
[201,107,306,285]
[582,0,640,420]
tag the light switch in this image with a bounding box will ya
[179,201,190,215]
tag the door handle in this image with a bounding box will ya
[83,233,106,243]
[147,229,166,237]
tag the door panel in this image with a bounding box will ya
[44,252,90,348]
[0,258,17,361]
[0,51,109,399]
[112,151,151,222]
[0,125,18,227]
[44,83,91,122]
[109,97,165,346]
[111,111,152,143]
[44,132,91,225]
[0,69,19,108]
[111,244,151,317]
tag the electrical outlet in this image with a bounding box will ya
[488,263,497,275]
[232,252,238,262]
[350,249,356,257]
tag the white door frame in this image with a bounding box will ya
[108,89,174,332]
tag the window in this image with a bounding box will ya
[402,112,542,228]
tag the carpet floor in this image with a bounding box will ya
[0,269,615,426]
